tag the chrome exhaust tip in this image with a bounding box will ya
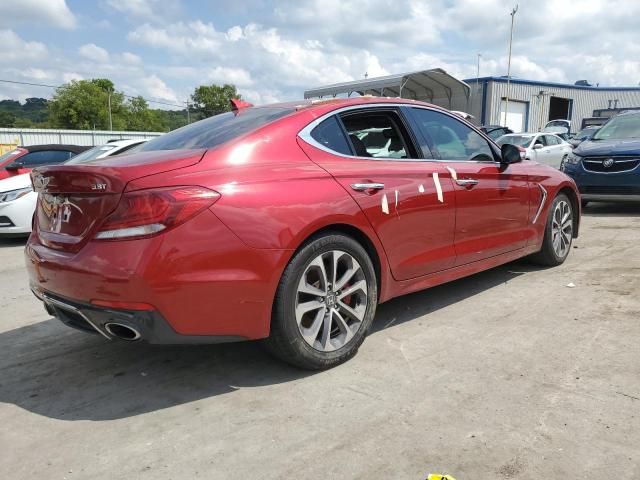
[104,322,141,341]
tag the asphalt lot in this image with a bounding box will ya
[1,203,639,480]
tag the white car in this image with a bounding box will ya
[497,132,572,169]
[0,139,147,237]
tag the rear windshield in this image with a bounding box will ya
[498,135,533,147]
[65,145,116,164]
[139,107,294,152]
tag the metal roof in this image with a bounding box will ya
[304,68,471,110]
[466,76,640,92]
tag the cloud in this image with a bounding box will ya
[0,30,48,62]
[0,0,76,29]
[138,74,179,103]
[4,0,640,109]
[106,0,182,23]
[78,43,110,63]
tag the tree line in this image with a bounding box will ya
[0,79,241,132]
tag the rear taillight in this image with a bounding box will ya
[95,186,220,240]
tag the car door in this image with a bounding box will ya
[546,135,568,169]
[406,107,530,266]
[298,106,457,280]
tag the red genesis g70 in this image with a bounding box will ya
[26,97,580,369]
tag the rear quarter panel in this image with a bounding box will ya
[127,126,395,302]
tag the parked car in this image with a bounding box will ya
[561,110,640,206]
[26,97,579,370]
[0,139,147,237]
[497,132,573,169]
[568,126,600,148]
[481,125,514,140]
[0,144,89,181]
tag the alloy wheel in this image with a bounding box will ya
[551,200,573,258]
[295,250,368,352]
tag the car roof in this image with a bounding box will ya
[262,96,443,114]
[23,144,89,153]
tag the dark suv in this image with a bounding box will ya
[561,111,640,206]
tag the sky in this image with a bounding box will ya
[1,0,640,109]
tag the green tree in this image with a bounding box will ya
[0,111,16,127]
[190,83,240,118]
[126,96,167,131]
[48,79,127,130]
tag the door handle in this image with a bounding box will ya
[455,178,479,187]
[350,183,385,192]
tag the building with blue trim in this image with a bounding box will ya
[463,76,640,133]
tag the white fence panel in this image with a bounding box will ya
[0,128,163,147]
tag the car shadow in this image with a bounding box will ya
[0,260,534,422]
[582,202,640,217]
[0,236,28,248]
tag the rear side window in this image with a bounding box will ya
[139,107,294,152]
[21,150,74,166]
[340,110,416,159]
[310,116,352,155]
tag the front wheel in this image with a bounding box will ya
[530,193,574,266]
[265,233,378,370]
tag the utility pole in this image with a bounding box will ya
[476,53,482,91]
[503,4,518,127]
[186,101,191,124]
[107,90,113,131]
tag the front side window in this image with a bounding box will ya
[21,150,74,167]
[545,135,559,145]
[411,108,494,161]
[340,110,415,159]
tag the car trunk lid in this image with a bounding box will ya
[31,149,205,252]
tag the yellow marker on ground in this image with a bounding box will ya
[427,474,457,480]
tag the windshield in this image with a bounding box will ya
[593,114,640,140]
[498,135,533,147]
[575,127,598,139]
[65,145,116,164]
[138,107,294,152]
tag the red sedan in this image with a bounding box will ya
[26,97,580,369]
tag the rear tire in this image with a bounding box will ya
[264,233,377,370]
[530,193,574,266]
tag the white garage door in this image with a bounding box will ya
[498,100,527,133]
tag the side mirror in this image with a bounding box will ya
[532,143,543,150]
[501,144,522,164]
[5,161,24,171]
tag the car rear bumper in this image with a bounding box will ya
[25,209,291,341]
[32,288,245,344]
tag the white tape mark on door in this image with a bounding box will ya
[446,166,457,181]
[381,194,389,214]
[418,184,425,193]
[433,172,444,203]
